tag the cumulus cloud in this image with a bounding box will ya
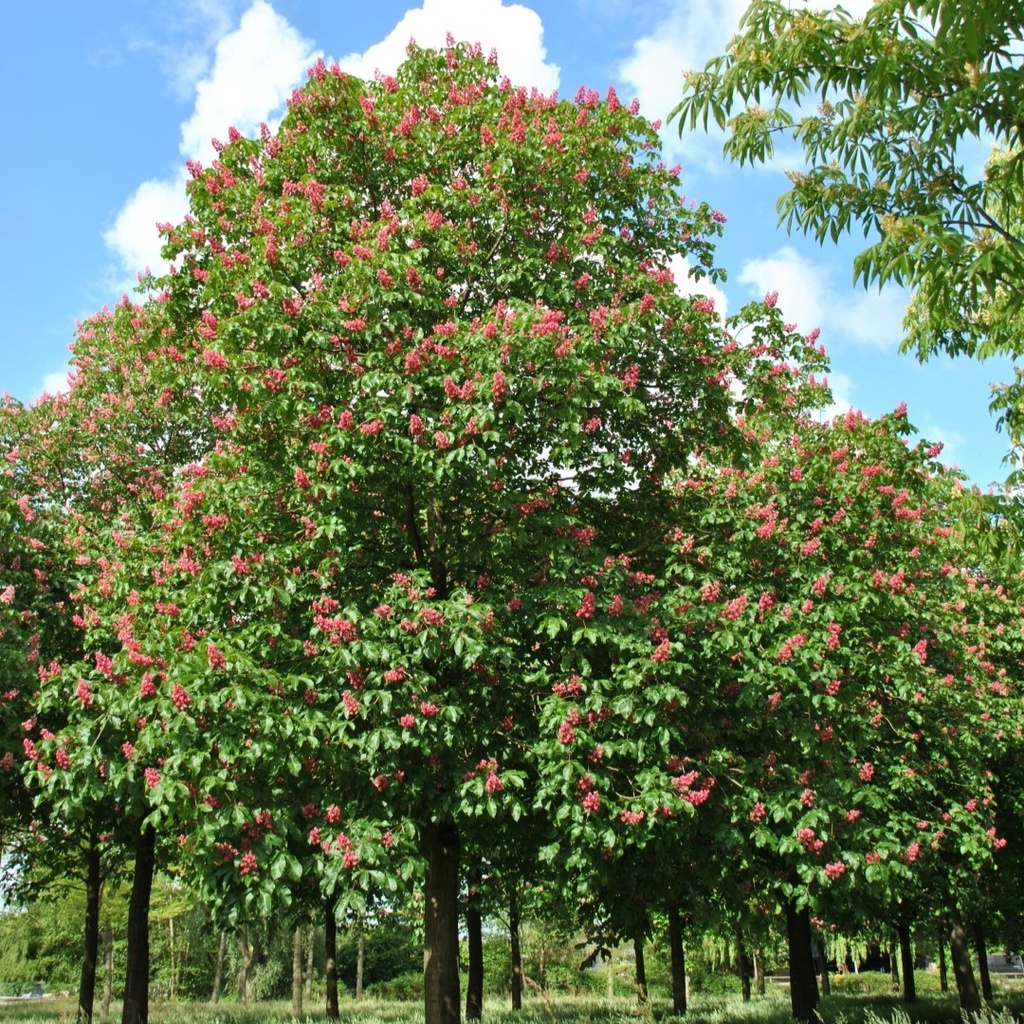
[669,254,727,321]
[737,246,906,351]
[334,0,559,92]
[618,0,876,165]
[104,0,319,285]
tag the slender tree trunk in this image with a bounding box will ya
[786,902,819,1024]
[101,915,113,1019]
[168,917,175,1002]
[304,923,314,1003]
[735,929,751,1002]
[238,927,256,1005]
[753,950,765,997]
[78,840,102,1024]
[607,948,615,1001]
[292,925,304,1017]
[325,899,339,1019]
[668,905,687,1014]
[633,934,648,1004]
[937,922,949,993]
[898,917,916,1003]
[211,930,227,1003]
[121,825,156,1024]
[509,882,523,1011]
[974,926,993,1004]
[465,870,483,1020]
[423,821,461,1024]
[819,934,831,998]
[889,935,900,994]
[355,923,365,1000]
[949,914,981,1015]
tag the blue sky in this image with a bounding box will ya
[2,0,1015,488]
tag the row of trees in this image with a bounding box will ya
[1,16,1022,1024]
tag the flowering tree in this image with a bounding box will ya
[14,39,778,1024]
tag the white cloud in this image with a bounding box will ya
[669,254,727,320]
[617,0,748,128]
[618,0,876,167]
[105,1,319,285]
[335,0,559,93]
[736,245,906,350]
[181,0,319,163]
[39,370,72,398]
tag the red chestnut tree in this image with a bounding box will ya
[102,39,772,1024]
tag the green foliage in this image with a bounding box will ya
[672,0,1024,470]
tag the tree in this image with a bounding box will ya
[671,0,1024,464]
[19,38,764,1024]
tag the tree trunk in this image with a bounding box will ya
[355,923,365,1000]
[736,929,751,1002]
[509,882,523,1011]
[786,902,819,1024]
[949,915,981,1015]
[168,917,175,1002]
[889,936,900,994]
[102,915,113,1019]
[819,934,830,998]
[292,925,304,1017]
[668,905,687,1014]
[937,921,949,993]
[78,839,102,1024]
[325,899,339,1019]
[898,917,916,1003]
[634,934,648,1004]
[121,824,156,1024]
[753,949,765,997]
[423,821,461,1024]
[238,927,256,1005]
[974,926,993,1004]
[465,870,483,1020]
[304,923,314,1003]
[211,930,227,1003]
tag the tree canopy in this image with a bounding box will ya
[671,0,1024,461]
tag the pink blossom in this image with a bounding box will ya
[399,714,416,729]
[582,790,600,814]
[485,772,504,794]
[144,767,161,789]
[749,802,766,823]
[239,851,258,876]
[207,644,226,669]
[823,861,845,881]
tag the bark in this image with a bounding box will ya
[237,928,256,1005]
[898,917,916,1003]
[668,905,687,1014]
[819,936,830,998]
[168,917,175,1001]
[735,930,751,1002]
[753,950,765,997]
[509,883,523,1011]
[78,839,102,1024]
[355,924,365,1001]
[633,934,648,1004]
[304,923,314,1003]
[937,921,949,993]
[889,937,900,994]
[465,870,483,1020]
[325,899,339,1018]
[211,930,227,1003]
[949,914,981,1015]
[101,916,113,1019]
[785,902,819,1024]
[974,926,993,1004]
[292,925,304,1017]
[121,825,156,1024]
[423,821,462,1024]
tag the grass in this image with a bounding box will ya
[1,986,1021,1024]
